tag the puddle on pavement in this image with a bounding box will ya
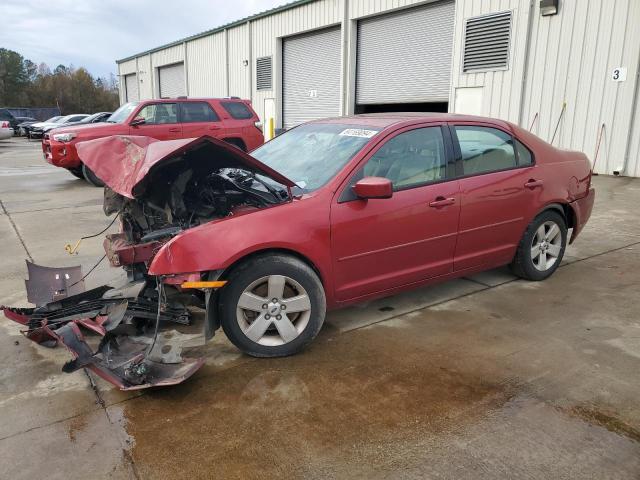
[114,312,519,479]
[108,303,640,479]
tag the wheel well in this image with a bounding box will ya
[223,137,247,152]
[218,248,325,286]
[542,203,574,229]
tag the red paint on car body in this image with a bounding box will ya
[140,113,594,309]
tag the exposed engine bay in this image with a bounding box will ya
[1,135,294,390]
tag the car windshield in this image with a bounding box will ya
[45,116,62,123]
[251,123,380,192]
[107,102,139,123]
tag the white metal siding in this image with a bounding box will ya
[282,27,342,129]
[187,33,226,97]
[124,74,138,102]
[450,0,640,176]
[158,63,186,98]
[228,23,251,99]
[356,0,455,105]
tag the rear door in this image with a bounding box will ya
[130,103,182,140]
[331,125,460,301]
[179,101,222,139]
[450,123,537,271]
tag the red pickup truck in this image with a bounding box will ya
[42,97,264,185]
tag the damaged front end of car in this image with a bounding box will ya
[2,135,295,390]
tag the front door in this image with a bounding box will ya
[331,125,460,302]
[451,124,538,270]
[130,102,182,140]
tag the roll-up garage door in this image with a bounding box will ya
[124,74,138,102]
[158,63,185,98]
[356,0,455,105]
[282,27,341,129]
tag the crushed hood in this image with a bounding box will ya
[76,135,296,199]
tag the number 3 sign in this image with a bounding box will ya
[612,67,627,82]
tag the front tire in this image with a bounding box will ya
[219,254,326,357]
[82,163,105,187]
[510,210,567,281]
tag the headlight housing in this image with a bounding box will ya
[53,133,76,142]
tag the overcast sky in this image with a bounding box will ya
[1,0,286,79]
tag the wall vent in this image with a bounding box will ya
[463,11,512,72]
[256,56,273,91]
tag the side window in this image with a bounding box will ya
[220,101,254,120]
[136,103,178,124]
[515,139,533,166]
[454,126,516,175]
[361,127,447,191]
[180,102,219,123]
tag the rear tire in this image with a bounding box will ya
[510,210,567,281]
[219,254,326,357]
[224,138,247,152]
[82,163,105,187]
[67,167,84,179]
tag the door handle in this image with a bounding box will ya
[208,125,221,130]
[429,196,456,208]
[168,128,180,132]
[524,179,544,189]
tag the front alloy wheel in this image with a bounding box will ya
[219,254,326,357]
[237,275,311,346]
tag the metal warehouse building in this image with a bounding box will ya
[117,0,640,177]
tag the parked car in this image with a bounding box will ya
[0,120,13,140]
[16,118,40,136]
[12,117,37,135]
[1,113,596,390]
[29,114,89,138]
[0,109,18,132]
[44,98,263,185]
[25,116,64,138]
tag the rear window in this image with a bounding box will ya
[221,101,254,120]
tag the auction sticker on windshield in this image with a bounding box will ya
[339,128,378,138]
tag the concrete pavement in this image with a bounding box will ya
[1,137,639,479]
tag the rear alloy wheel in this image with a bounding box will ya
[511,210,567,281]
[82,163,105,187]
[219,254,326,357]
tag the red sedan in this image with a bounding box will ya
[3,113,594,389]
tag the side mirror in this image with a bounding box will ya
[353,176,393,200]
[130,117,146,127]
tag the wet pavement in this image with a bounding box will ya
[1,137,639,479]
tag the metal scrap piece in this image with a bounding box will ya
[25,261,85,306]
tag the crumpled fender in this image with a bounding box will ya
[148,195,332,285]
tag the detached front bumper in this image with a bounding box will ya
[1,262,215,390]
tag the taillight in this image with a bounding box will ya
[0,121,9,128]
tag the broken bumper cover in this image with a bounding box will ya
[2,263,209,391]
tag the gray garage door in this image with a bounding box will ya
[356,0,455,105]
[158,63,186,98]
[282,27,341,129]
[124,74,138,102]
